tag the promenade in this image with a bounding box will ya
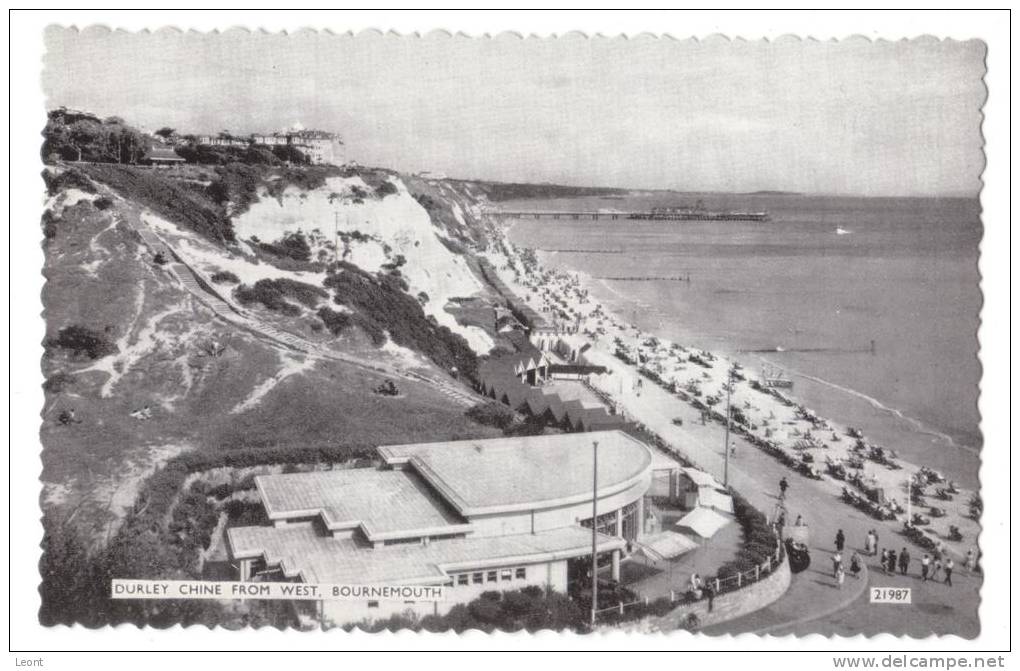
[613,375,980,636]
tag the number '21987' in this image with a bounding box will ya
[871,587,912,604]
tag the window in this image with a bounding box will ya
[515,567,527,580]
[457,574,469,586]
[367,601,379,609]
[501,569,513,581]
[487,571,498,583]
[472,573,483,585]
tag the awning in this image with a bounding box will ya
[698,487,734,514]
[676,507,731,539]
[649,449,682,472]
[635,531,699,562]
[682,467,723,489]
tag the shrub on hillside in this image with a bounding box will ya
[317,306,353,334]
[234,278,327,316]
[210,270,240,284]
[374,180,398,197]
[42,167,97,197]
[93,196,114,211]
[78,164,235,243]
[322,265,478,379]
[256,231,312,263]
[46,325,118,360]
[465,401,516,430]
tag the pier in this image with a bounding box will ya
[487,209,770,222]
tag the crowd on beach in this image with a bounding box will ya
[483,232,981,569]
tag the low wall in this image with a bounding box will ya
[664,556,791,630]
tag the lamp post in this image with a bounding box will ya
[590,439,599,629]
[906,476,913,522]
[723,368,733,488]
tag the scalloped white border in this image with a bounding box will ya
[8,8,1011,659]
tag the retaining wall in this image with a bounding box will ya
[644,556,792,631]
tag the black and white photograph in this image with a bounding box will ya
[9,9,1012,660]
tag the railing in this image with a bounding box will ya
[592,546,784,622]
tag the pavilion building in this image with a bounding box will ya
[227,430,656,624]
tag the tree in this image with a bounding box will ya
[155,127,176,140]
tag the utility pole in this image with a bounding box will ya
[724,368,732,488]
[906,477,912,523]
[590,439,599,629]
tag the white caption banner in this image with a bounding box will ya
[111,579,446,602]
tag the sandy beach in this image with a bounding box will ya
[483,231,981,564]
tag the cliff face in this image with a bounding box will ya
[40,163,504,538]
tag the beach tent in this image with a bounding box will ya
[676,507,731,540]
[635,531,698,562]
[698,487,735,514]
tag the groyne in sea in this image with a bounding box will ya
[598,276,691,282]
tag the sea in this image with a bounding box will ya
[504,192,983,488]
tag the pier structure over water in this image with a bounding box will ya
[485,209,770,222]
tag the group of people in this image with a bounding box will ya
[829,547,863,589]
[830,529,971,588]
[880,547,912,576]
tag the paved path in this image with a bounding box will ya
[603,373,980,636]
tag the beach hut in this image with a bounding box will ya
[675,507,731,540]
[561,400,587,432]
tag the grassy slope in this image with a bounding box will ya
[41,175,499,537]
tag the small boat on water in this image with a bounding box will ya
[836,227,852,235]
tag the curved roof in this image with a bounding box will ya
[379,430,652,515]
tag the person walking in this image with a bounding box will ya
[921,554,931,581]
[832,551,843,578]
[934,540,945,563]
[872,529,880,556]
[779,477,789,500]
[888,548,898,575]
[944,558,954,586]
[880,549,889,575]
[899,548,910,575]
[850,551,862,579]
[837,564,846,589]
[835,529,846,552]
[964,549,975,573]
[864,530,875,556]
[931,558,943,583]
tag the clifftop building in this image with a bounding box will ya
[227,430,658,624]
[198,129,345,166]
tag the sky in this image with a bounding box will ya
[42,28,986,196]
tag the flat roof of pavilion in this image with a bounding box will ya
[378,429,652,515]
[255,469,471,541]
[229,522,625,585]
